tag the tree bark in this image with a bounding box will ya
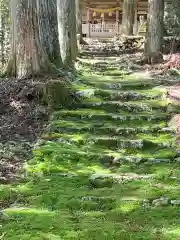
[0,0,10,66]
[75,0,83,44]
[4,0,55,79]
[122,0,135,35]
[37,0,62,66]
[145,0,164,61]
[0,10,5,65]
[57,0,77,68]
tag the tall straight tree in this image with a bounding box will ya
[0,0,9,66]
[76,0,83,44]
[37,0,61,66]
[122,0,135,35]
[145,0,164,61]
[57,0,77,68]
[4,0,54,79]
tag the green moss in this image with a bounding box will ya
[74,99,168,114]
[93,89,166,101]
[42,79,75,108]
[2,56,180,240]
[53,109,169,123]
[50,118,167,129]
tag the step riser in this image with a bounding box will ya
[73,103,167,113]
[95,94,163,101]
[34,140,177,163]
[80,51,119,56]
[82,69,124,76]
[42,136,174,150]
[76,90,164,101]
[55,114,170,122]
[100,157,173,165]
[48,127,173,136]
[85,82,159,91]
[94,139,173,149]
[93,72,124,76]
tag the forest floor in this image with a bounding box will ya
[1,44,180,239]
[0,78,50,184]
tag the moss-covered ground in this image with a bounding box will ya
[1,56,180,240]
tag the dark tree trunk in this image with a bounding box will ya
[145,0,164,62]
[122,0,135,35]
[4,0,55,79]
[0,12,5,65]
[37,0,62,66]
[57,0,77,68]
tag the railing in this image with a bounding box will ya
[91,23,117,33]
[82,23,144,37]
[90,23,117,37]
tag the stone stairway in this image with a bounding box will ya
[44,59,178,166]
[3,51,180,239]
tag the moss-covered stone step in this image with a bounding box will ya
[79,66,125,76]
[73,100,168,113]
[33,141,177,164]
[94,67,120,72]
[80,50,119,57]
[77,60,128,72]
[41,132,175,150]
[94,70,126,76]
[89,173,152,188]
[48,120,173,136]
[79,72,153,82]
[78,60,109,67]
[49,117,168,128]
[54,109,170,122]
[78,148,176,164]
[99,155,174,166]
[80,80,162,91]
[78,73,178,86]
[94,89,166,101]
[75,86,166,101]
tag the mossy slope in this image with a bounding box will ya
[1,57,180,240]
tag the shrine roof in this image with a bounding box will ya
[81,0,148,10]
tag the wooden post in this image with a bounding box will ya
[87,8,90,37]
[116,9,119,34]
[134,1,138,35]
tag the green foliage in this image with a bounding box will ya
[167,68,180,76]
[164,1,180,35]
[0,0,9,16]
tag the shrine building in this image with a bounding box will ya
[80,0,148,37]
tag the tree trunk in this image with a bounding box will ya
[37,0,62,66]
[0,0,10,67]
[0,10,5,66]
[57,0,77,68]
[145,0,164,62]
[122,0,135,35]
[75,0,83,44]
[4,0,55,79]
